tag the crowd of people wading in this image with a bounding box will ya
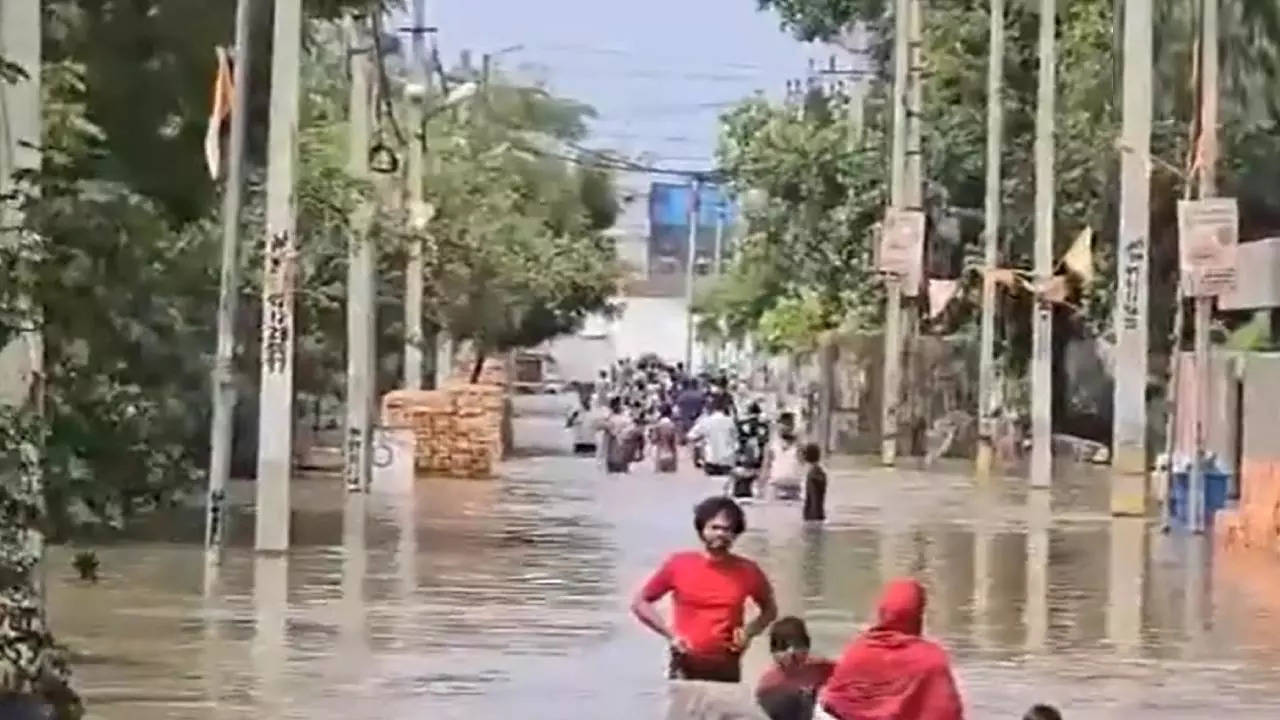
[567,356,1062,720]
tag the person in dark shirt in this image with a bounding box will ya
[801,443,826,522]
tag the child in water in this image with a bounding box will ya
[801,443,826,522]
[756,617,835,720]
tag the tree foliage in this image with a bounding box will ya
[701,89,888,351]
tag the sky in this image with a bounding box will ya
[407,0,836,175]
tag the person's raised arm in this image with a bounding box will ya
[631,559,690,653]
[739,565,778,648]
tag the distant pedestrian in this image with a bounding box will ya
[764,412,804,501]
[819,578,964,720]
[567,394,599,456]
[801,443,827,522]
[651,404,679,473]
[756,616,836,720]
[631,496,778,683]
[1022,705,1062,720]
[688,394,738,477]
[603,396,635,473]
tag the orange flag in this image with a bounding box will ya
[204,47,234,181]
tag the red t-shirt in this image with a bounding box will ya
[756,657,837,695]
[640,550,773,660]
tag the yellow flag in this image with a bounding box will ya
[927,279,960,319]
[204,47,234,181]
[1059,227,1094,284]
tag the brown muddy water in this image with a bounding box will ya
[44,450,1280,719]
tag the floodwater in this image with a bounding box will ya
[44,415,1280,719]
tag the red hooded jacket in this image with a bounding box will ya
[819,578,964,720]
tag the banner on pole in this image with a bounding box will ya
[1177,198,1238,297]
[879,208,925,297]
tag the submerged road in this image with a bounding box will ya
[43,411,1280,719]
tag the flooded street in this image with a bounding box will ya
[44,416,1280,719]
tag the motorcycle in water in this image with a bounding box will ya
[725,412,769,499]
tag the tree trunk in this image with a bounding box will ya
[469,350,487,384]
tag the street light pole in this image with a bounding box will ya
[402,0,431,390]
[1189,0,1219,534]
[684,177,701,372]
[345,13,375,494]
[881,0,910,466]
[206,0,255,553]
[1111,0,1153,514]
[0,0,45,594]
[254,0,303,552]
[1030,0,1057,490]
[975,0,1005,481]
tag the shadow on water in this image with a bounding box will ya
[42,455,1280,719]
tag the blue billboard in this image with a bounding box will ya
[649,182,737,227]
[647,182,738,286]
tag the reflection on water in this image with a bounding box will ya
[44,457,1280,719]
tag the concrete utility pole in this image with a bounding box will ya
[1111,0,1153,514]
[0,0,45,588]
[880,0,911,466]
[713,202,725,277]
[1189,0,1219,533]
[206,0,255,553]
[402,0,431,390]
[255,0,302,552]
[1030,0,1056,489]
[345,13,376,494]
[684,177,702,371]
[975,0,1005,481]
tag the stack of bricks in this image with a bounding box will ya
[381,358,509,479]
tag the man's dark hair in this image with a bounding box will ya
[768,616,811,652]
[609,396,623,414]
[659,403,673,419]
[1023,705,1063,720]
[693,496,746,535]
[802,443,821,464]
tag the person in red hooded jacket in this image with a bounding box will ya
[818,577,964,720]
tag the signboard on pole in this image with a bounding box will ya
[1177,198,1238,297]
[879,208,925,297]
[1219,237,1280,310]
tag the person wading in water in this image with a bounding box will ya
[631,496,778,683]
[650,403,680,473]
[818,578,964,720]
[687,394,738,477]
[603,396,636,473]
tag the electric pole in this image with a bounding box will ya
[402,0,431,390]
[0,0,45,592]
[206,0,255,553]
[345,13,376,494]
[684,177,701,372]
[713,201,725,277]
[880,0,911,466]
[1189,0,1219,533]
[1030,0,1057,490]
[255,0,302,552]
[975,0,1005,481]
[1111,0,1152,514]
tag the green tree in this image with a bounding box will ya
[418,71,621,381]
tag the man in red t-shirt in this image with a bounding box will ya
[631,496,778,683]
